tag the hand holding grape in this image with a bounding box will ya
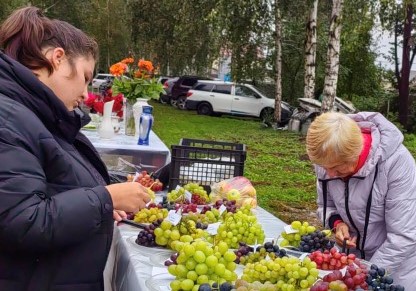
[106,182,151,213]
[335,222,356,248]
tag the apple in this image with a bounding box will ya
[226,189,241,201]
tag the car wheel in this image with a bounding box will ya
[260,108,275,125]
[177,96,187,110]
[159,95,169,104]
[170,98,178,107]
[197,103,213,115]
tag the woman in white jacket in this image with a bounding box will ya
[306,112,415,290]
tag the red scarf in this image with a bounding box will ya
[353,130,372,175]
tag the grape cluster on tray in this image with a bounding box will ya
[298,230,335,253]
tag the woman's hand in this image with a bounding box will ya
[106,182,151,214]
[113,210,127,222]
[335,222,357,248]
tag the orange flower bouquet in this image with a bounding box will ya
[109,58,164,102]
[109,58,164,135]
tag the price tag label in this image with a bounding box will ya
[133,172,140,182]
[185,190,192,203]
[167,210,182,226]
[175,185,181,191]
[284,225,299,234]
[218,204,227,215]
[206,222,221,235]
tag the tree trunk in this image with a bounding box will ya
[274,0,282,123]
[304,0,318,99]
[321,0,344,112]
[398,3,413,130]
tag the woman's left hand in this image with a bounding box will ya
[113,209,128,221]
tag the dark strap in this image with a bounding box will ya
[361,164,379,260]
[322,180,328,228]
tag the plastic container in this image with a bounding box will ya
[168,138,246,191]
[138,106,154,145]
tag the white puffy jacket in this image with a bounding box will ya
[315,112,416,289]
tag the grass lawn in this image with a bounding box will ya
[150,100,416,224]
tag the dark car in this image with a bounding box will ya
[159,77,178,104]
[170,75,212,108]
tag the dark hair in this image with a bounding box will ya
[0,6,98,75]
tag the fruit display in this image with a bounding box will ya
[235,241,288,265]
[241,256,319,289]
[133,203,168,223]
[279,221,318,248]
[210,176,257,208]
[168,183,210,205]
[128,170,163,191]
[215,206,265,249]
[310,262,405,291]
[308,248,353,271]
[297,230,335,253]
[135,219,163,247]
[167,241,238,291]
[153,217,206,249]
[366,263,404,290]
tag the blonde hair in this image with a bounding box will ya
[306,112,363,166]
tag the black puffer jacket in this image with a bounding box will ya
[0,52,114,291]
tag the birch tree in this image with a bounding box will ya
[274,0,283,123]
[304,0,319,99]
[321,0,344,112]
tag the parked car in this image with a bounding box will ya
[287,97,357,133]
[159,77,179,104]
[91,73,114,89]
[185,80,293,124]
[170,75,213,108]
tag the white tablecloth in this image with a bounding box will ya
[81,129,170,172]
[105,206,287,291]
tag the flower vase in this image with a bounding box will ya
[133,98,151,136]
[124,99,136,136]
[98,100,115,139]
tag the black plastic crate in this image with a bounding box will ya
[169,138,246,191]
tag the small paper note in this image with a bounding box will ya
[175,185,181,191]
[167,210,182,226]
[133,172,140,182]
[185,190,192,203]
[218,204,227,215]
[206,222,221,235]
[284,225,299,234]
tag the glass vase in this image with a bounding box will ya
[124,99,136,136]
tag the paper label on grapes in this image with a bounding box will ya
[159,287,171,291]
[133,172,140,182]
[185,190,192,203]
[284,225,299,234]
[206,222,221,235]
[175,185,181,191]
[167,210,182,226]
[219,204,227,215]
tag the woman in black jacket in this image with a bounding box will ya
[0,7,150,291]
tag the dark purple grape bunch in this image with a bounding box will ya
[367,264,404,291]
[214,199,237,213]
[164,253,178,266]
[298,230,335,253]
[234,242,254,263]
[135,218,163,247]
[199,282,234,291]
